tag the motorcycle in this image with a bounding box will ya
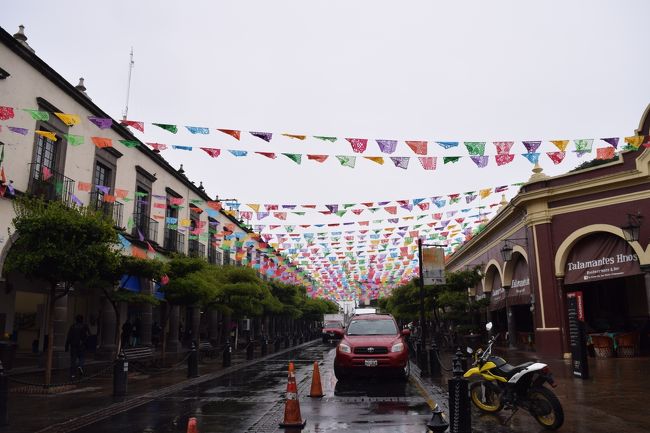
[463,322,564,430]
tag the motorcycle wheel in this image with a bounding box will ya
[528,386,564,430]
[469,381,503,413]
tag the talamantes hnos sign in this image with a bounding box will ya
[564,234,641,285]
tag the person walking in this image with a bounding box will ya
[65,315,90,378]
[122,318,133,349]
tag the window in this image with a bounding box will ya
[346,319,397,336]
[35,130,57,171]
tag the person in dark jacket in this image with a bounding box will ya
[65,315,90,378]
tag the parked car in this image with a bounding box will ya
[322,320,346,342]
[334,313,410,380]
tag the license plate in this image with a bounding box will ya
[364,359,378,367]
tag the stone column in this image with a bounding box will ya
[167,305,181,352]
[97,297,116,359]
[504,287,517,348]
[50,294,69,368]
[641,266,650,317]
[190,306,200,344]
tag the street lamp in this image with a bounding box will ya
[621,212,643,242]
[500,238,528,262]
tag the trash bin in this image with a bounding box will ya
[0,342,17,370]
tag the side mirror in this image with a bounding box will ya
[485,322,493,332]
[401,328,411,337]
[466,347,473,354]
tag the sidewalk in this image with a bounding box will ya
[417,347,650,433]
[1,340,315,433]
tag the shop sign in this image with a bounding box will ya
[564,234,642,285]
[508,257,532,305]
[567,291,589,379]
[422,246,446,285]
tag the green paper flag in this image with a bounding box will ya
[313,136,338,142]
[335,210,347,217]
[153,123,178,134]
[23,109,49,121]
[443,156,461,164]
[282,153,302,164]
[127,217,134,230]
[336,155,356,168]
[292,212,306,216]
[119,140,139,148]
[464,142,486,156]
[64,134,84,146]
[55,181,63,194]
[343,203,355,209]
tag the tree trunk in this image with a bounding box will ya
[44,283,56,385]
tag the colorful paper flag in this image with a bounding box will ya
[228,149,248,157]
[54,113,80,126]
[364,156,384,165]
[307,154,329,163]
[390,157,409,169]
[376,139,397,154]
[522,141,542,153]
[624,136,644,149]
[250,131,272,142]
[153,123,178,134]
[120,119,144,132]
[186,126,209,134]
[314,136,337,142]
[282,133,306,140]
[495,153,515,166]
[600,137,619,148]
[8,127,28,135]
[88,116,113,129]
[346,138,368,153]
[35,130,57,141]
[546,151,566,164]
[493,141,514,154]
[596,147,616,160]
[550,140,569,151]
[522,153,540,164]
[470,156,489,168]
[336,155,356,168]
[200,147,221,158]
[443,156,461,164]
[406,141,427,155]
[418,157,436,170]
[256,151,277,159]
[282,153,302,164]
[465,142,486,156]
[573,139,593,155]
[437,141,459,149]
[92,137,112,148]
[119,140,139,148]
[147,142,167,152]
[0,106,15,121]
[64,134,84,146]
[23,109,49,121]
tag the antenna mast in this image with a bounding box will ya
[122,47,134,120]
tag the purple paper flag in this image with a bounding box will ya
[390,157,410,169]
[522,141,542,153]
[470,156,489,168]
[96,185,110,194]
[88,116,113,129]
[378,201,390,206]
[250,131,273,142]
[137,229,145,242]
[376,139,398,154]
[601,137,619,148]
[326,204,339,213]
[71,194,84,206]
[8,126,28,135]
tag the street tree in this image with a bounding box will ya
[3,196,121,384]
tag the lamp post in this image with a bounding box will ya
[622,212,643,242]
[417,238,447,355]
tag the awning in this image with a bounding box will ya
[508,257,532,306]
[119,275,141,292]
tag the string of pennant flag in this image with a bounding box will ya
[1,106,649,165]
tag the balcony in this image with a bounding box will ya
[188,239,206,258]
[164,228,185,254]
[208,244,222,265]
[28,163,75,205]
[89,191,124,228]
[132,212,159,243]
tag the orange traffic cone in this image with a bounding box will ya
[309,361,324,398]
[186,417,198,433]
[279,362,306,429]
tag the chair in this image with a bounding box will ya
[615,332,640,357]
[590,335,614,358]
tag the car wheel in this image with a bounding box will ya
[334,366,349,381]
[399,361,411,380]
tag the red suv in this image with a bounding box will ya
[322,320,345,342]
[334,313,410,380]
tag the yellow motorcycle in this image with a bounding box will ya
[464,323,564,430]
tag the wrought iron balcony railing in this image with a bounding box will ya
[208,244,222,265]
[28,163,75,206]
[132,212,159,243]
[89,191,124,228]
[164,228,186,254]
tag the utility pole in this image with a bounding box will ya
[122,47,134,121]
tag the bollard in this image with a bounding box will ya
[274,337,281,352]
[448,349,471,433]
[460,348,468,373]
[426,406,449,433]
[246,340,254,360]
[429,339,441,378]
[261,337,268,357]
[113,351,128,397]
[292,334,298,347]
[187,341,199,378]
[222,340,232,367]
[0,361,8,426]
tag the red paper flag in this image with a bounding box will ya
[78,182,91,192]
[307,154,329,163]
[546,151,566,165]
[406,141,428,155]
[147,242,156,253]
[596,147,615,160]
[384,206,397,215]
[255,152,276,159]
[120,120,144,132]
[201,147,221,158]
[217,129,241,140]
[346,138,368,153]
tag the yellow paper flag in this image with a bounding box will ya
[364,156,385,165]
[55,112,81,126]
[35,130,57,141]
[247,203,261,212]
[624,136,644,149]
[550,140,569,151]
[479,188,492,199]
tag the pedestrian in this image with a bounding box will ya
[122,318,133,348]
[65,314,90,378]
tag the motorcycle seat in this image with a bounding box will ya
[496,361,535,377]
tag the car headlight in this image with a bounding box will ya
[391,342,404,353]
[339,343,351,353]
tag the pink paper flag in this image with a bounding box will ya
[596,147,615,160]
[346,138,368,153]
[495,154,515,166]
[417,157,436,170]
[406,141,427,155]
[493,141,514,154]
[120,119,144,132]
[147,142,167,152]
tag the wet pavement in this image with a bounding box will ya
[2,341,650,432]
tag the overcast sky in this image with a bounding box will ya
[3,1,650,297]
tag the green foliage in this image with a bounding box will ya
[268,280,304,319]
[300,297,339,321]
[215,266,270,318]
[162,255,218,305]
[110,289,160,306]
[570,154,619,172]
[4,196,121,289]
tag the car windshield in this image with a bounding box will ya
[346,319,397,335]
[325,321,343,328]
